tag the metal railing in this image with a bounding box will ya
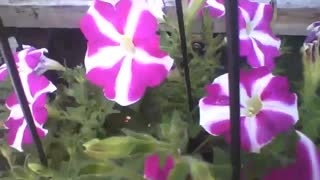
[0,0,241,179]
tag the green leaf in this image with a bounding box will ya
[190,159,215,180]
[121,129,157,141]
[79,162,114,175]
[160,111,188,151]
[11,166,34,180]
[212,164,232,180]
[27,163,53,178]
[213,147,229,164]
[83,137,156,159]
[168,161,190,180]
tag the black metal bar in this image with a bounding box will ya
[175,0,194,112]
[0,18,48,167]
[224,0,241,179]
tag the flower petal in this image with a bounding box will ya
[240,67,271,97]
[206,0,225,18]
[260,76,297,105]
[255,110,296,148]
[0,64,8,81]
[94,0,132,35]
[263,131,320,180]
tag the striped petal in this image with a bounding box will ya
[206,0,225,18]
[263,131,320,180]
[238,0,280,69]
[0,64,8,81]
[81,0,173,106]
[199,67,298,152]
[4,94,49,152]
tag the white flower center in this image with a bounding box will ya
[120,35,135,55]
[244,95,262,117]
[246,22,253,35]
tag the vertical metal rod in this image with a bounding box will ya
[0,18,48,167]
[224,0,241,179]
[175,0,194,112]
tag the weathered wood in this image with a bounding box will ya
[0,0,319,35]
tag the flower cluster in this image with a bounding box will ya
[0,45,64,151]
[78,0,317,179]
[199,0,293,153]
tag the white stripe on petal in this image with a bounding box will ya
[10,120,27,152]
[239,84,250,108]
[100,0,120,6]
[252,73,273,97]
[17,49,33,73]
[20,73,34,103]
[9,105,24,119]
[114,55,134,106]
[89,7,122,42]
[251,4,265,29]
[251,39,265,66]
[212,73,229,95]
[296,131,320,180]
[145,0,165,20]
[85,46,125,73]
[244,117,260,153]
[206,0,225,13]
[239,7,251,23]
[34,81,57,100]
[199,99,230,127]
[262,97,299,123]
[251,31,281,48]
[124,2,146,38]
[134,48,173,71]
[239,29,250,40]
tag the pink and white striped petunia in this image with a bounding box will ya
[144,154,175,180]
[199,67,299,152]
[80,0,174,106]
[238,0,281,69]
[0,45,62,151]
[263,131,320,180]
[4,92,53,152]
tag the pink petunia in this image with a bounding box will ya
[263,131,320,180]
[4,93,51,152]
[199,67,299,152]
[0,45,62,151]
[144,154,175,180]
[238,0,280,68]
[80,0,174,106]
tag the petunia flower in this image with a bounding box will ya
[301,21,320,103]
[0,45,64,95]
[144,154,175,180]
[80,0,174,106]
[199,67,298,152]
[0,45,63,151]
[263,131,320,180]
[238,0,281,69]
[4,92,54,152]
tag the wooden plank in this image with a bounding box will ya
[0,0,319,35]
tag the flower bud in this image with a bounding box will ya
[301,21,320,101]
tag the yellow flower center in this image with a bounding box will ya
[244,95,262,117]
[120,36,135,54]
